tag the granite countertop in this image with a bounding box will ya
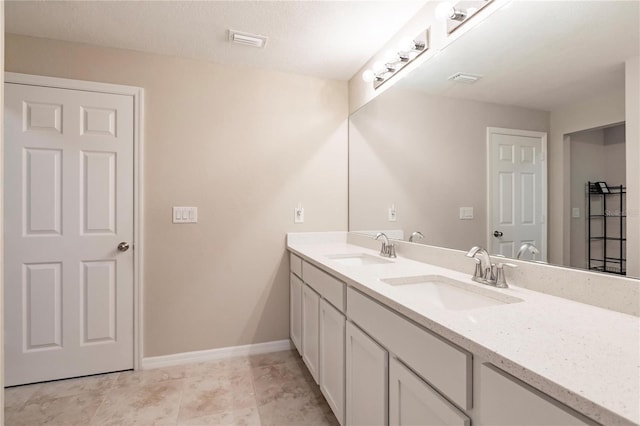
[288,239,640,426]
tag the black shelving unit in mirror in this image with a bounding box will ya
[587,181,626,275]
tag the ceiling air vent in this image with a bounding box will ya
[228,30,268,48]
[448,72,482,84]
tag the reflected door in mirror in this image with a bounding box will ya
[488,128,547,261]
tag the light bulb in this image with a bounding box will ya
[362,69,375,83]
[372,61,385,73]
[435,1,454,21]
[397,37,414,52]
[383,49,399,63]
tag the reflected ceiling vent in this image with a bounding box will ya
[448,72,482,83]
[228,30,268,48]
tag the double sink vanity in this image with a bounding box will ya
[287,232,639,426]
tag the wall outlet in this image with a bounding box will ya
[572,207,581,218]
[173,206,198,223]
[459,207,474,220]
[388,205,397,222]
[294,205,304,223]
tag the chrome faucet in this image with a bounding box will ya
[466,246,493,282]
[466,246,516,288]
[409,231,424,243]
[516,242,540,259]
[375,232,397,258]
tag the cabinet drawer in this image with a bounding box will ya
[290,253,303,278]
[476,364,594,426]
[303,262,345,312]
[347,287,472,410]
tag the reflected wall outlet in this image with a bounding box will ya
[459,207,474,220]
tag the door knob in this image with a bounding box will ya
[117,242,130,252]
[493,231,504,238]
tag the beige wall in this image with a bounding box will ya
[349,87,549,250]
[5,34,348,357]
[549,88,625,266]
[569,126,626,269]
[626,57,640,278]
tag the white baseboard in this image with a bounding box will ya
[141,339,293,370]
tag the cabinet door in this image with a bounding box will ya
[290,273,303,354]
[390,357,470,426]
[302,284,320,384]
[320,299,345,425]
[346,321,388,426]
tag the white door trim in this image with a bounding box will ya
[486,127,548,258]
[4,72,145,370]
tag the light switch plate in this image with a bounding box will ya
[173,206,198,223]
[459,207,474,220]
[294,207,304,224]
[572,207,580,218]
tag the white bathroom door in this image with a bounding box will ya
[488,128,547,261]
[4,82,134,386]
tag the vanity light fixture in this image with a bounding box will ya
[361,29,430,88]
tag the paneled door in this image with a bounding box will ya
[488,127,547,261]
[4,82,134,386]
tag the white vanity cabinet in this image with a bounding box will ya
[302,283,320,383]
[474,363,595,426]
[287,244,624,426]
[346,320,388,426]
[319,298,345,425]
[291,255,347,423]
[390,357,470,426]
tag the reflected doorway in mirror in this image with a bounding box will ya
[487,127,547,261]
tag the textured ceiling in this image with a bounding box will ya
[397,1,639,111]
[5,0,428,80]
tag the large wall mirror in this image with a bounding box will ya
[349,1,639,278]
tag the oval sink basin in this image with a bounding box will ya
[381,275,523,311]
[326,253,394,266]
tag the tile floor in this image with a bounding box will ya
[4,350,339,426]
